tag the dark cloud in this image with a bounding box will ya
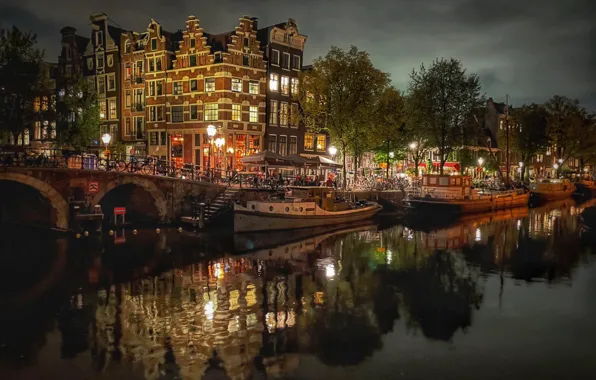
[1,0,595,110]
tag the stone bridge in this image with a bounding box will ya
[0,167,225,231]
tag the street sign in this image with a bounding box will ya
[114,207,126,215]
[88,181,99,193]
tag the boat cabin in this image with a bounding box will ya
[419,174,473,199]
[286,186,350,211]
[530,178,572,192]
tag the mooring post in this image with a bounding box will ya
[199,202,206,229]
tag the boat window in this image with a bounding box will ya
[429,177,436,185]
[300,207,303,212]
[439,177,449,186]
[285,207,289,212]
[251,205,256,210]
[456,178,461,185]
[269,206,274,212]
[450,177,456,185]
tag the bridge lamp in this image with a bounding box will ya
[207,125,217,138]
[558,158,563,164]
[215,137,225,149]
[101,133,111,157]
[477,157,484,166]
[553,163,559,170]
[328,146,337,156]
[519,161,523,167]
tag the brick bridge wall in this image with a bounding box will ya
[0,167,225,230]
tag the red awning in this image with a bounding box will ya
[408,162,461,171]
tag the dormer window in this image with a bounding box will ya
[96,31,103,46]
[214,52,222,63]
[190,38,195,49]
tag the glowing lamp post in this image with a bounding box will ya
[409,142,417,150]
[328,146,337,157]
[215,137,225,172]
[207,125,216,180]
[101,133,111,159]
[477,157,484,179]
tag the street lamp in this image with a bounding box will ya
[207,125,216,178]
[101,133,111,159]
[389,151,395,159]
[409,142,417,150]
[215,137,225,172]
[477,157,484,166]
[328,146,337,156]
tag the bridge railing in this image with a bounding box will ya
[0,148,230,184]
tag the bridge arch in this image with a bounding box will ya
[0,172,69,230]
[91,176,168,222]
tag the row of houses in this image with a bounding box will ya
[26,13,330,170]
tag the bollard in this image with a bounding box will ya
[199,203,206,229]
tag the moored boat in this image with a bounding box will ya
[234,186,382,232]
[403,174,529,214]
[574,179,596,196]
[529,178,575,203]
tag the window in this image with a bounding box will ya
[304,133,314,151]
[269,74,279,92]
[107,55,113,67]
[125,90,131,108]
[87,77,95,91]
[249,106,258,123]
[190,38,195,48]
[150,132,158,145]
[189,54,196,67]
[316,135,326,151]
[135,60,144,77]
[134,89,144,109]
[232,78,242,92]
[205,78,215,92]
[148,81,163,96]
[271,49,280,65]
[249,81,259,95]
[290,103,299,127]
[190,79,198,92]
[107,74,116,91]
[268,135,277,153]
[282,53,290,69]
[157,106,164,121]
[160,132,166,145]
[214,52,222,63]
[190,105,198,120]
[41,97,48,111]
[280,102,288,126]
[172,106,184,123]
[148,58,155,72]
[97,77,105,94]
[278,135,287,156]
[269,100,278,125]
[243,54,249,66]
[244,37,249,47]
[281,76,290,96]
[99,100,106,120]
[173,82,183,95]
[149,106,159,122]
[134,117,145,139]
[291,78,299,96]
[232,104,241,121]
[204,103,218,121]
[289,136,297,155]
[33,97,40,112]
[97,54,104,70]
[96,31,103,46]
[125,118,131,135]
[151,38,157,51]
[292,55,300,70]
[108,99,117,120]
[125,63,132,79]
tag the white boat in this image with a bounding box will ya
[234,187,382,232]
[529,178,575,202]
[404,174,530,214]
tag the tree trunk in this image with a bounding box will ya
[386,141,390,178]
[341,144,347,189]
[439,150,445,175]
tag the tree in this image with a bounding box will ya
[510,104,550,181]
[372,87,407,178]
[297,46,390,188]
[544,95,595,170]
[55,74,100,150]
[402,119,430,177]
[408,58,483,174]
[0,26,47,145]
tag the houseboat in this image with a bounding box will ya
[403,174,529,214]
[529,178,575,203]
[233,187,382,232]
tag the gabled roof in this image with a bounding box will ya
[74,35,90,52]
[204,31,235,53]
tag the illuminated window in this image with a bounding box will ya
[232,78,242,92]
[269,100,278,125]
[249,106,258,123]
[316,135,326,151]
[232,104,241,121]
[269,73,279,92]
[190,104,198,120]
[281,76,290,95]
[205,77,215,92]
[249,81,259,95]
[107,74,116,91]
[173,82,183,95]
[304,133,314,151]
[291,78,299,96]
[268,135,277,153]
[33,97,40,112]
[278,135,287,156]
[289,136,297,155]
[204,103,218,121]
[99,100,106,120]
[97,77,105,94]
[280,102,288,126]
[108,99,116,120]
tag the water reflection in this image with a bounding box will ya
[1,200,596,378]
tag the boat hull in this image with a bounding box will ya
[530,187,575,203]
[404,192,529,214]
[575,183,596,196]
[234,204,382,232]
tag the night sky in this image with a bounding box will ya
[1,0,595,110]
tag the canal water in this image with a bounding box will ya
[1,199,596,380]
